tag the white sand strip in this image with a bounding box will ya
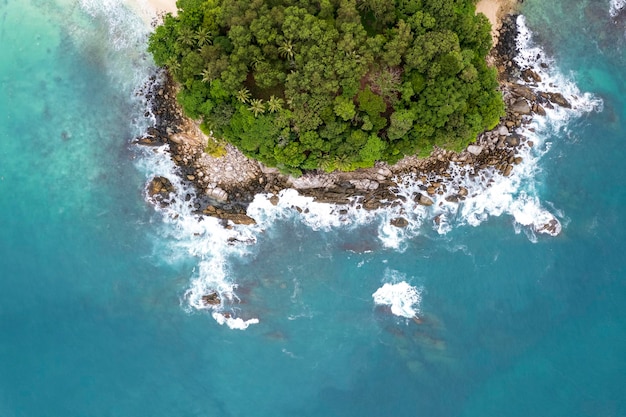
[124,0,177,25]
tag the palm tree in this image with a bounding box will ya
[177,27,195,47]
[368,67,402,100]
[267,95,284,113]
[345,50,365,65]
[319,156,336,173]
[334,154,353,172]
[165,58,181,77]
[248,99,265,117]
[200,68,213,83]
[278,40,295,60]
[236,88,251,104]
[195,28,213,47]
[250,56,264,70]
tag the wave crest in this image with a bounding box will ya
[372,271,423,318]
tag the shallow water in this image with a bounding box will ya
[1,0,625,416]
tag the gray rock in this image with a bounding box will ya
[522,68,542,83]
[208,187,228,202]
[534,104,546,116]
[377,167,392,177]
[467,145,483,156]
[169,134,183,144]
[221,213,256,225]
[147,176,175,204]
[417,194,434,206]
[511,85,537,101]
[390,217,409,228]
[506,135,520,147]
[548,92,571,108]
[511,99,532,114]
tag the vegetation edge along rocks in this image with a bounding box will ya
[147,0,505,176]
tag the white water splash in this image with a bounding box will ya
[610,0,626,17]
[372,271,422,318]
[212,313,260,330]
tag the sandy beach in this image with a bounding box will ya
[130,0,513,37]
[144,0,177,15]
[476,0,519,42]
[125,0,177,24]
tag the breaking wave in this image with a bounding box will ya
[372,270,423,318]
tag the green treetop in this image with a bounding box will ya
[149,0,504,175]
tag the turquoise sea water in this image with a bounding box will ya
[1,0,626,416]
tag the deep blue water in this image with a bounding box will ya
[1,0,625,416]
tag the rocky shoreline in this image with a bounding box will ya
[137,12,568,234]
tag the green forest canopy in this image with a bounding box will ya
[149,0,504,175]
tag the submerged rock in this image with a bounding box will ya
[202,292,221,306]
[535,218,562,236]
[390,217,410,228]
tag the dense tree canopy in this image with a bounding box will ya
[149,0,504,174]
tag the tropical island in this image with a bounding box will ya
[148,0,504,176]
[140,0,567,235]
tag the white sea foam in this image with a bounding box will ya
[78,0,149,51]
[372,270,422,318]
[247,188,377,231]
[514,16,603,116]
[212,313,260,330]
[80,0,259,330]
[610,0,626,17]
[136,146,261,330]
[76,0,161,140]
